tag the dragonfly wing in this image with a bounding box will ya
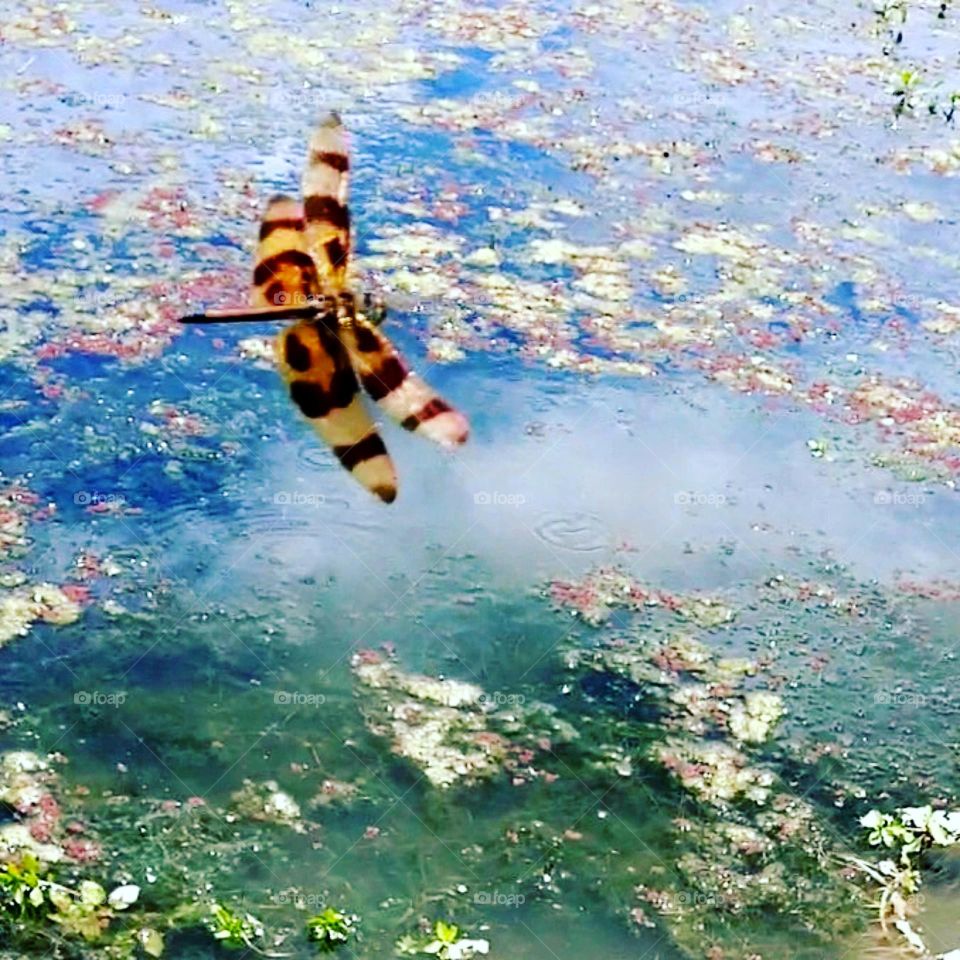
[339,307,469,447]
[254,195,396,503]
[278,320,398,503]
[252,195,319,309]
[302,113,351,292]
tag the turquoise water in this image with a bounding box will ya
[3,0,960,957]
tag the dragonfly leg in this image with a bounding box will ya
[362,290,388,327]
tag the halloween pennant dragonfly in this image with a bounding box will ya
[181,113,469,503]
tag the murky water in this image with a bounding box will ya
[3,0,960,957]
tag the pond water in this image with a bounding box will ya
[2,0,960,957]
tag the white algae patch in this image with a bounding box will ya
[229,779,305,831]
[353,654,502,788]
[0,584,81,647]
[0,751,63,864]
[352,653,576,789]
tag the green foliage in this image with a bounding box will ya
[0,856,146,950]
[861,805,960,858]
[846,804,960,953]
[396,919,489,959]
[48,879,112,941]
[306,907,359,952]
[206,901,265,949]
[0,853,46,918]
[892,68,921,116]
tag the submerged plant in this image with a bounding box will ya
[306,907,359,953]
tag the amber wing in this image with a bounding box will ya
[302,112,351,293]
[255,195,398,503]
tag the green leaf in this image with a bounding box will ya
[396,934,420,956]
[434,921,460,944]
[139,927,165,957]
[79,880,106,907]
[48,887,73,912]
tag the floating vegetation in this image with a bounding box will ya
[0,481,81,647]
[205,902,266,951]
[554,566,866,956]
[306,907,360,953]
[352,650,575,789]
[396,920,489,960]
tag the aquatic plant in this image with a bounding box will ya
[0,853,143,946]
[553,565,875,956]
[844,805,960,954]
[306,907,360,952]
[892,68,922,117]
[206,901,266,950]
[0,853,46,917]
[396,920,490,959]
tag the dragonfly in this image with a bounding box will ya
[181,114,469,503]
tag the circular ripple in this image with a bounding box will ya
[297,440,338,472]
[533,512,609,552]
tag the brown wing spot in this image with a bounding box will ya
[310,150,349,173]
[314,319,344,354]
[325,238,347,269]
[259,217,304,240]
[329,368,360,409]
[284,333,312,372]
[303,196,350,231]
[253,250,317,287]
[333,432,388,471]
[353,323,380,353]
[360,356,408,401]
[289,371,356,420]
[401,398,454,433]
[289,380,330,419]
